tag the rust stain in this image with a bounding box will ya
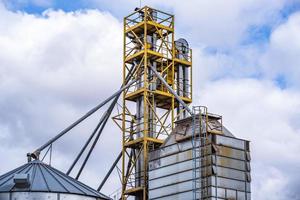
[187,150,192,159]
[219,157,230,167]
[219,146,233,157]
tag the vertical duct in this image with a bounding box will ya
[148,31,157,138]
[177,65,184,119]
[175,38,189,120]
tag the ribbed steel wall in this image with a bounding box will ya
[0,192,101,200]
[148,122,251,200]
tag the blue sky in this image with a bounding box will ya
[7,0,297,89]
[5,0,300,38]
[4,0,87,13]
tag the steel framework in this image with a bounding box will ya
[27,6,193,200]
[115,7,193,200]
[22,6,250,200]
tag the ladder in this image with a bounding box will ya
[192,106,208,200]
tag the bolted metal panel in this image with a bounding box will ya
[149,149,193,170]
[209,176,250,192]
[0,193,9,199]
[0,192,103,200]
[149,170,195,190]
[215,135,246,150]
[149,191,196,200]
[216,156,246,170]
[217,146,246,160]
[0,160,110,200]
[149,180,194,199]
[215,166,247,181]
[149,159,199,180]
[149,115,251,200]
[150,140,194,161]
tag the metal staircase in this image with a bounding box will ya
[192,106,208,200]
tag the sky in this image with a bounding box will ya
[0,0,300,199]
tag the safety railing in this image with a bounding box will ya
[175,48,192,63]
[125,169,146,189]
[125,77,192,101]
[125,37,192,63]
[125,7,174,30]
[123,122,171,141]
[174,80,192,99]
[125,39,173,60]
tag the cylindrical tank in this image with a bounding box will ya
[175,38,190,120]
[0,160,111,200]
[0,192,100,200]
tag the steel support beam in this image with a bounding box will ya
[66,112,107,175]
[98,151,122,191]
[66,64,137,175]
[30,78,136,160]
[75,96,118,180]
[149,65,193,115]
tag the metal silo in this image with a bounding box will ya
[0,160,111,200]
[148,110,251,200]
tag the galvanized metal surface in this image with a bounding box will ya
[148,116,251,200]
[149,191,196,200]
[149,180,195,199]
[0,160,110,200]
[0,192,102,200]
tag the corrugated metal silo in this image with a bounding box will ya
[0,160,111,200]
[148,113,251,200]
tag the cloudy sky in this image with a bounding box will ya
[0,0,300,199]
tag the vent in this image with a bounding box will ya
[13,173,30,188]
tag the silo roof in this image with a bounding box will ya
[0,160,111,199]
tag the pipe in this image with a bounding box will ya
[75,96,118,180]
[66,65,137,173]
[177,64,184,119]
[66,111,107,175]
[149,65,193,115]
[31,78,136,159]
[97,151,122,191]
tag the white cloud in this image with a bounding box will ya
[90,0,288,47]
[254,166,289,200]
[197,78,300,199]
[261,12,300,87]
[192,45,263,87]
[0,8,123,102]
[0,4,123,196]
[162,0,286,47]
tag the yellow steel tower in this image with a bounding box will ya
[116,7,192,200]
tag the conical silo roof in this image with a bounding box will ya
[0,160,110,200]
